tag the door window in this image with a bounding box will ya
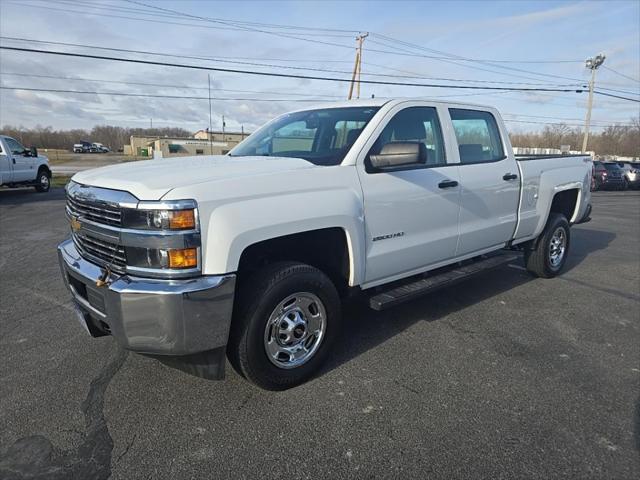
[449,109,505,164]
[4,137,25,155]
[368,107,446,169]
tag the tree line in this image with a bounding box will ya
[0,125,192,152]
[1,119,639,157]
[509,117,639,158]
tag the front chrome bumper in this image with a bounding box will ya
[58,239,236,356]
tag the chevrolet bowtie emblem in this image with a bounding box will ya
[70,216,82,232]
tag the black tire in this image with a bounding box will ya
[34,168,51,192]
[524,213,570,278]
[227,261,341,390]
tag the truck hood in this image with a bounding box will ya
[71,155,316,200]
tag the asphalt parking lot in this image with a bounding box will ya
[0,188,638,480]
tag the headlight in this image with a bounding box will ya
[122,208,196,230]
[121,199,201,276]
[125,246,198,270]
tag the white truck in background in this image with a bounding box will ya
[58,99,592,390]
[0,135,51,192]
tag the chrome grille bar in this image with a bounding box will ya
[67,196,122,226]
[72,233,126,273]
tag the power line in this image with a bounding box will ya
[4,71,631,124]
[0,71,346,98]
[3,87,633,128]
[368,33,589,85]
[503,118,635,128]
[10,0,356,38]
[14,0,587,87]
[593,90,640,102]
[0,36,587,88]
[0,86,330,102]
[0,46,591,94]
[502,114,634,127]
[602,66,640,83]
[10,0,636,92]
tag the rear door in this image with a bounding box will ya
[357,104,461,286]
[447,108,520,256]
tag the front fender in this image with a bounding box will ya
[203,189,366,286]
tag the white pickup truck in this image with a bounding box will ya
[58,99,592,389]
[0,135,52,192]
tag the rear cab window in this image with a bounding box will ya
[449,109,505,164]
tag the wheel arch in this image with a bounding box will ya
[234,227,357,294]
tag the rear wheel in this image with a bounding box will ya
[34,169,50,192]
[524,213,570,278]
[227,261,341,390]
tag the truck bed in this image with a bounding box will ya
[513,154,592,243]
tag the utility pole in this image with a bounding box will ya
[348,33,369,100]
[208,74,214,155]
[582,53,605,153]
[150,118,153,129]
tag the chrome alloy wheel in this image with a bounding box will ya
[264,292,327,369]
[548,227,566,268]
[40,174,50,189]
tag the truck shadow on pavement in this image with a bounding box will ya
[0,348,128,480]
[323,226,616,377]
[0,187,66,206]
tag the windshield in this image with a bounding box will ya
[229,106,380,166]
[604,163,621,171]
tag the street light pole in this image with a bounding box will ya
[582,53,605,153]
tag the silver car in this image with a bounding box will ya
[617,162,640,189]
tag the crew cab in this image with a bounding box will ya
[58,99,592,390]
[0,135,51,192]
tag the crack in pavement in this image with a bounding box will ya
[0,346,128,480]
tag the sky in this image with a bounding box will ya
[0,0,638,137]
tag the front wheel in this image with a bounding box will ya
[34,169,51,192]
[524,213,570,278]
[228,262,341,390]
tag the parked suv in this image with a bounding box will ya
[593,162,625,190]
[617,161,640,189]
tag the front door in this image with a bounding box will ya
[448,108,520,256]
[358,105,461,286]
[3,137,32,182]
[0,141,12,183]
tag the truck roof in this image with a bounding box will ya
[286,97,495,114]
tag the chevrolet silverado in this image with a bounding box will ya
[58,99,592,390]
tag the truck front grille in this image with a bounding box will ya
[72,232,127,273]
[67,195,122,227]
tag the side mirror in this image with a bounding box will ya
[369,142,425,170]
[29,147,38,158]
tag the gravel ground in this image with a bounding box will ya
[0,188,638,480]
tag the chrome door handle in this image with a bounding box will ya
[503,173,518,181]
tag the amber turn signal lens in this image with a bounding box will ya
[168,248,197,268]
[169,209,196,230]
